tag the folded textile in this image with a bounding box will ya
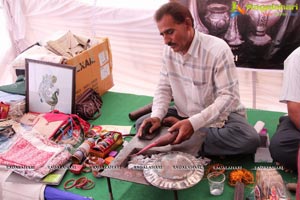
[0,91,25,102]
[0,75,26,95]
[0,120,20,153]
[46,30,90,58]
[0,130,71,180]
[0,111,91,180]
[10,45,63,70]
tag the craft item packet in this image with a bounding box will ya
[75,88,103,120]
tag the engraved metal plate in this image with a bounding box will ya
[143,151,204,190]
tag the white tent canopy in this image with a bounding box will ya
[0,0,285,112]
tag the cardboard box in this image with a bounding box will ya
[66,37,113,99]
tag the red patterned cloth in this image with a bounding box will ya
[0,111,90,180]
[0,130,70,180]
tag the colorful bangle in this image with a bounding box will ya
[81,179,95,190]
[95,138,102,145]
[75,177,88,188]
[64,178,76,190]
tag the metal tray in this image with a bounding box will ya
[143,151,204,190]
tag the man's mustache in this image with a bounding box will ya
[167,42,175,46]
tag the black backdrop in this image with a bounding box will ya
[189,0,300,69]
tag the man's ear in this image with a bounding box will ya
[185,17,193,27]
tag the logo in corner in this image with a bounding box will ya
[230,2,246,18]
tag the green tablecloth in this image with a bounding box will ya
[55,91,296,200]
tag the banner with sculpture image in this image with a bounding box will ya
[190,0,300,69]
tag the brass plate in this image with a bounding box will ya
[143,151,204,190]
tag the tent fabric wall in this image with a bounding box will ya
[0,5,17,86]
[1,0,286,112]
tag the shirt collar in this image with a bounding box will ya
[186,30,201,58]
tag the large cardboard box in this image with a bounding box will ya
[66,38,113,99]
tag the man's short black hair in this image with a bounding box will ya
[154,2,194,27]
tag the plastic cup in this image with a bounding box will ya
[207,172,225,196]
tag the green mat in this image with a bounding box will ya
[55,91,297,200]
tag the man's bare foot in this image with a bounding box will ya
[162,116,180,127]
[286,183,297,192]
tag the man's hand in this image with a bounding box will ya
[137,117,161,137]
[167,119,194,144]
